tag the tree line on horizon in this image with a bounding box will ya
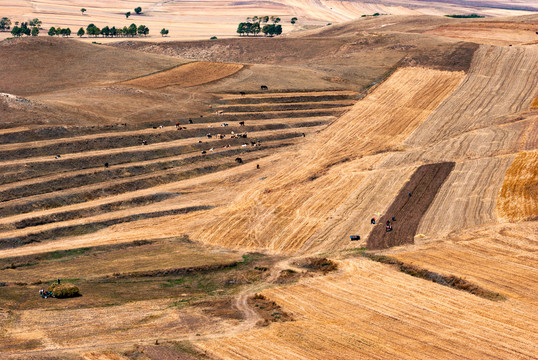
[1,17,42,37]
[236,16,287,37]
[77,23,149,37]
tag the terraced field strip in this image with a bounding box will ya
[0,205,213,250]
[218,101,355,112]
[222,92,360,105]
[367,162,455,250]
[198,259,538,359]
[0,120,325,161]
[0,127,317,182]
[215,90,359,100]
[0,145,286,218]
[406,45,538,146]
[194,67,465,253]
[496,150,538,222]
[0,125,320,187]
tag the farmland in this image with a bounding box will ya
[0,4,537,360]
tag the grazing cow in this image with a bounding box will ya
[256,164,260,169]
[159,125,164,129]
[200,115,204,118]
[104,162,109,168]
[201,150,207,154]
[235,157,243,164]
[142,140,148,145]
[250,141,256,146]
[261,85,268,90]
[242,144,247,147]
[240,91,246,96]
[207,134,212,138]
[55,155,61,159]
[175,122,180,128]
[189,119,193,124]
[209,148,214,152]
[302,133,306,137]
[198,140,203,143]
[221,123,229,127]
[153,126,157,129]
[239,121,245,126]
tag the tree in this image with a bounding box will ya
[29,18,41,28]
[11,26,21,37]
[0,17,12,31]
[48,27,56,36]
[77,27,85,37]
[137,24,146,36]
[160,28,169,36]
[291,17,297,24]
[125,11,131,19]
[134,7,142,15]
[128,23,137,36]
[270,16,280,23]
[251,21,260,36]
[236,22,245,36]
[110,26,117,37]
[81,8,86,15]
[261,16,269,23]
[20,22,31,36]
[65,27,71,37]
[101,25,110,37]
[31,26,39,36]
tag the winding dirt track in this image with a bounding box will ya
[197,257,538,359]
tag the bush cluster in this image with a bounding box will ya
[236,16,282,37]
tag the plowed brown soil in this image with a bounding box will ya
[367,162,454,250]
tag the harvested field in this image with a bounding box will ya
[496,150,538,222]
[194,67,464,252]
[367,162,455,250]
[197,258,538,359]
[427,21,538,46]
[122,62,244,89]
[405,45,538,146]
[418,157,514,237]
[392,222,538,305]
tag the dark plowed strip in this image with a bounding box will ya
[0,122,322,161]
[220,102,352,113]
[0,206,213,250]
[0,131,307,185]
[0,192,180,232]
[223,94,359,105]
[367,162,455,250]
[0,145,286,217]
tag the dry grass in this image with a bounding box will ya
[121,62,244,89]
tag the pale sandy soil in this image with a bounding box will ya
[0,0,535,42]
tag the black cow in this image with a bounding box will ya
[239,121,245,126]
[260,85,268,90]
[235,157,243,164]
[240,91,246,96]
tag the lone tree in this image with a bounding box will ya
[31,26,39,36]
[48,27,56,36]
[160,28,169,36]
[125,11,131,19]
[77,27,85,37]
[81,8,86,15]
[134,7,142,15]
[291,17,297,24]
